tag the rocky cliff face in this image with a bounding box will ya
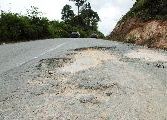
[110,0,167,50]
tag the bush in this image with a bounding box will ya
[119,0,167,22]
[0,7,104,44]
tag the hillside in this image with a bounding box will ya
[109,0,167,49]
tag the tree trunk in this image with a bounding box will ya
[77,6,79,15]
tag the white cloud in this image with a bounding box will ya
[97,4,122,35]
[0,0,135,35]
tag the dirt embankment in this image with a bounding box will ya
[110,17,167,50]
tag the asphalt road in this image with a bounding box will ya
[0,38,115,74]
[0,38,167,120]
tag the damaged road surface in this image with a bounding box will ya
[0,38,167,120]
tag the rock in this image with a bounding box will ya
[48,70,54,75]
[79,94,98,104]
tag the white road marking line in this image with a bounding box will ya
[18,42,68,66]
[35,42,67,59]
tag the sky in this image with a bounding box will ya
[0,0,135,35]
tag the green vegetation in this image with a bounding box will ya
[61,0,103,37]
[0,1,104,44]
[121,0,167,21]
[0,6,51,43]
[69,0,87,15]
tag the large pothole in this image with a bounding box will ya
[36,47,117,74]
[60,49,114,73]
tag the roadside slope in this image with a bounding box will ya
[109,0,167,50]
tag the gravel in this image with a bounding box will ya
[0,39,167,120]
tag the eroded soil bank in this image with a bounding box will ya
[110,18,167,50]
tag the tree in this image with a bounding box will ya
[27,6,43,19]
[69,0,87,15]
[60,1,103,38]
[61,5,75,22]
[80,2,100,30]
[69,15,86,27]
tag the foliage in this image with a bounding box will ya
[61,1,102,38]
[48,21,69,38]
[0,8,51,43]
[61,5,75,22]
[123,0,167,21]
[80,2,100,31]
[69,0,87,15]
[0,3,104,44]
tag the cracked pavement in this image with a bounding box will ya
[0,38,167,120]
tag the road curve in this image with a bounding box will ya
[0,38,167,120]
[0,38,116,74]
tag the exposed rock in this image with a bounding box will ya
[110,0,167,50]
[110,17,167,49]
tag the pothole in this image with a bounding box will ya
[36,57,73,70]
[59,49,116,73]
[36,47,117,74]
